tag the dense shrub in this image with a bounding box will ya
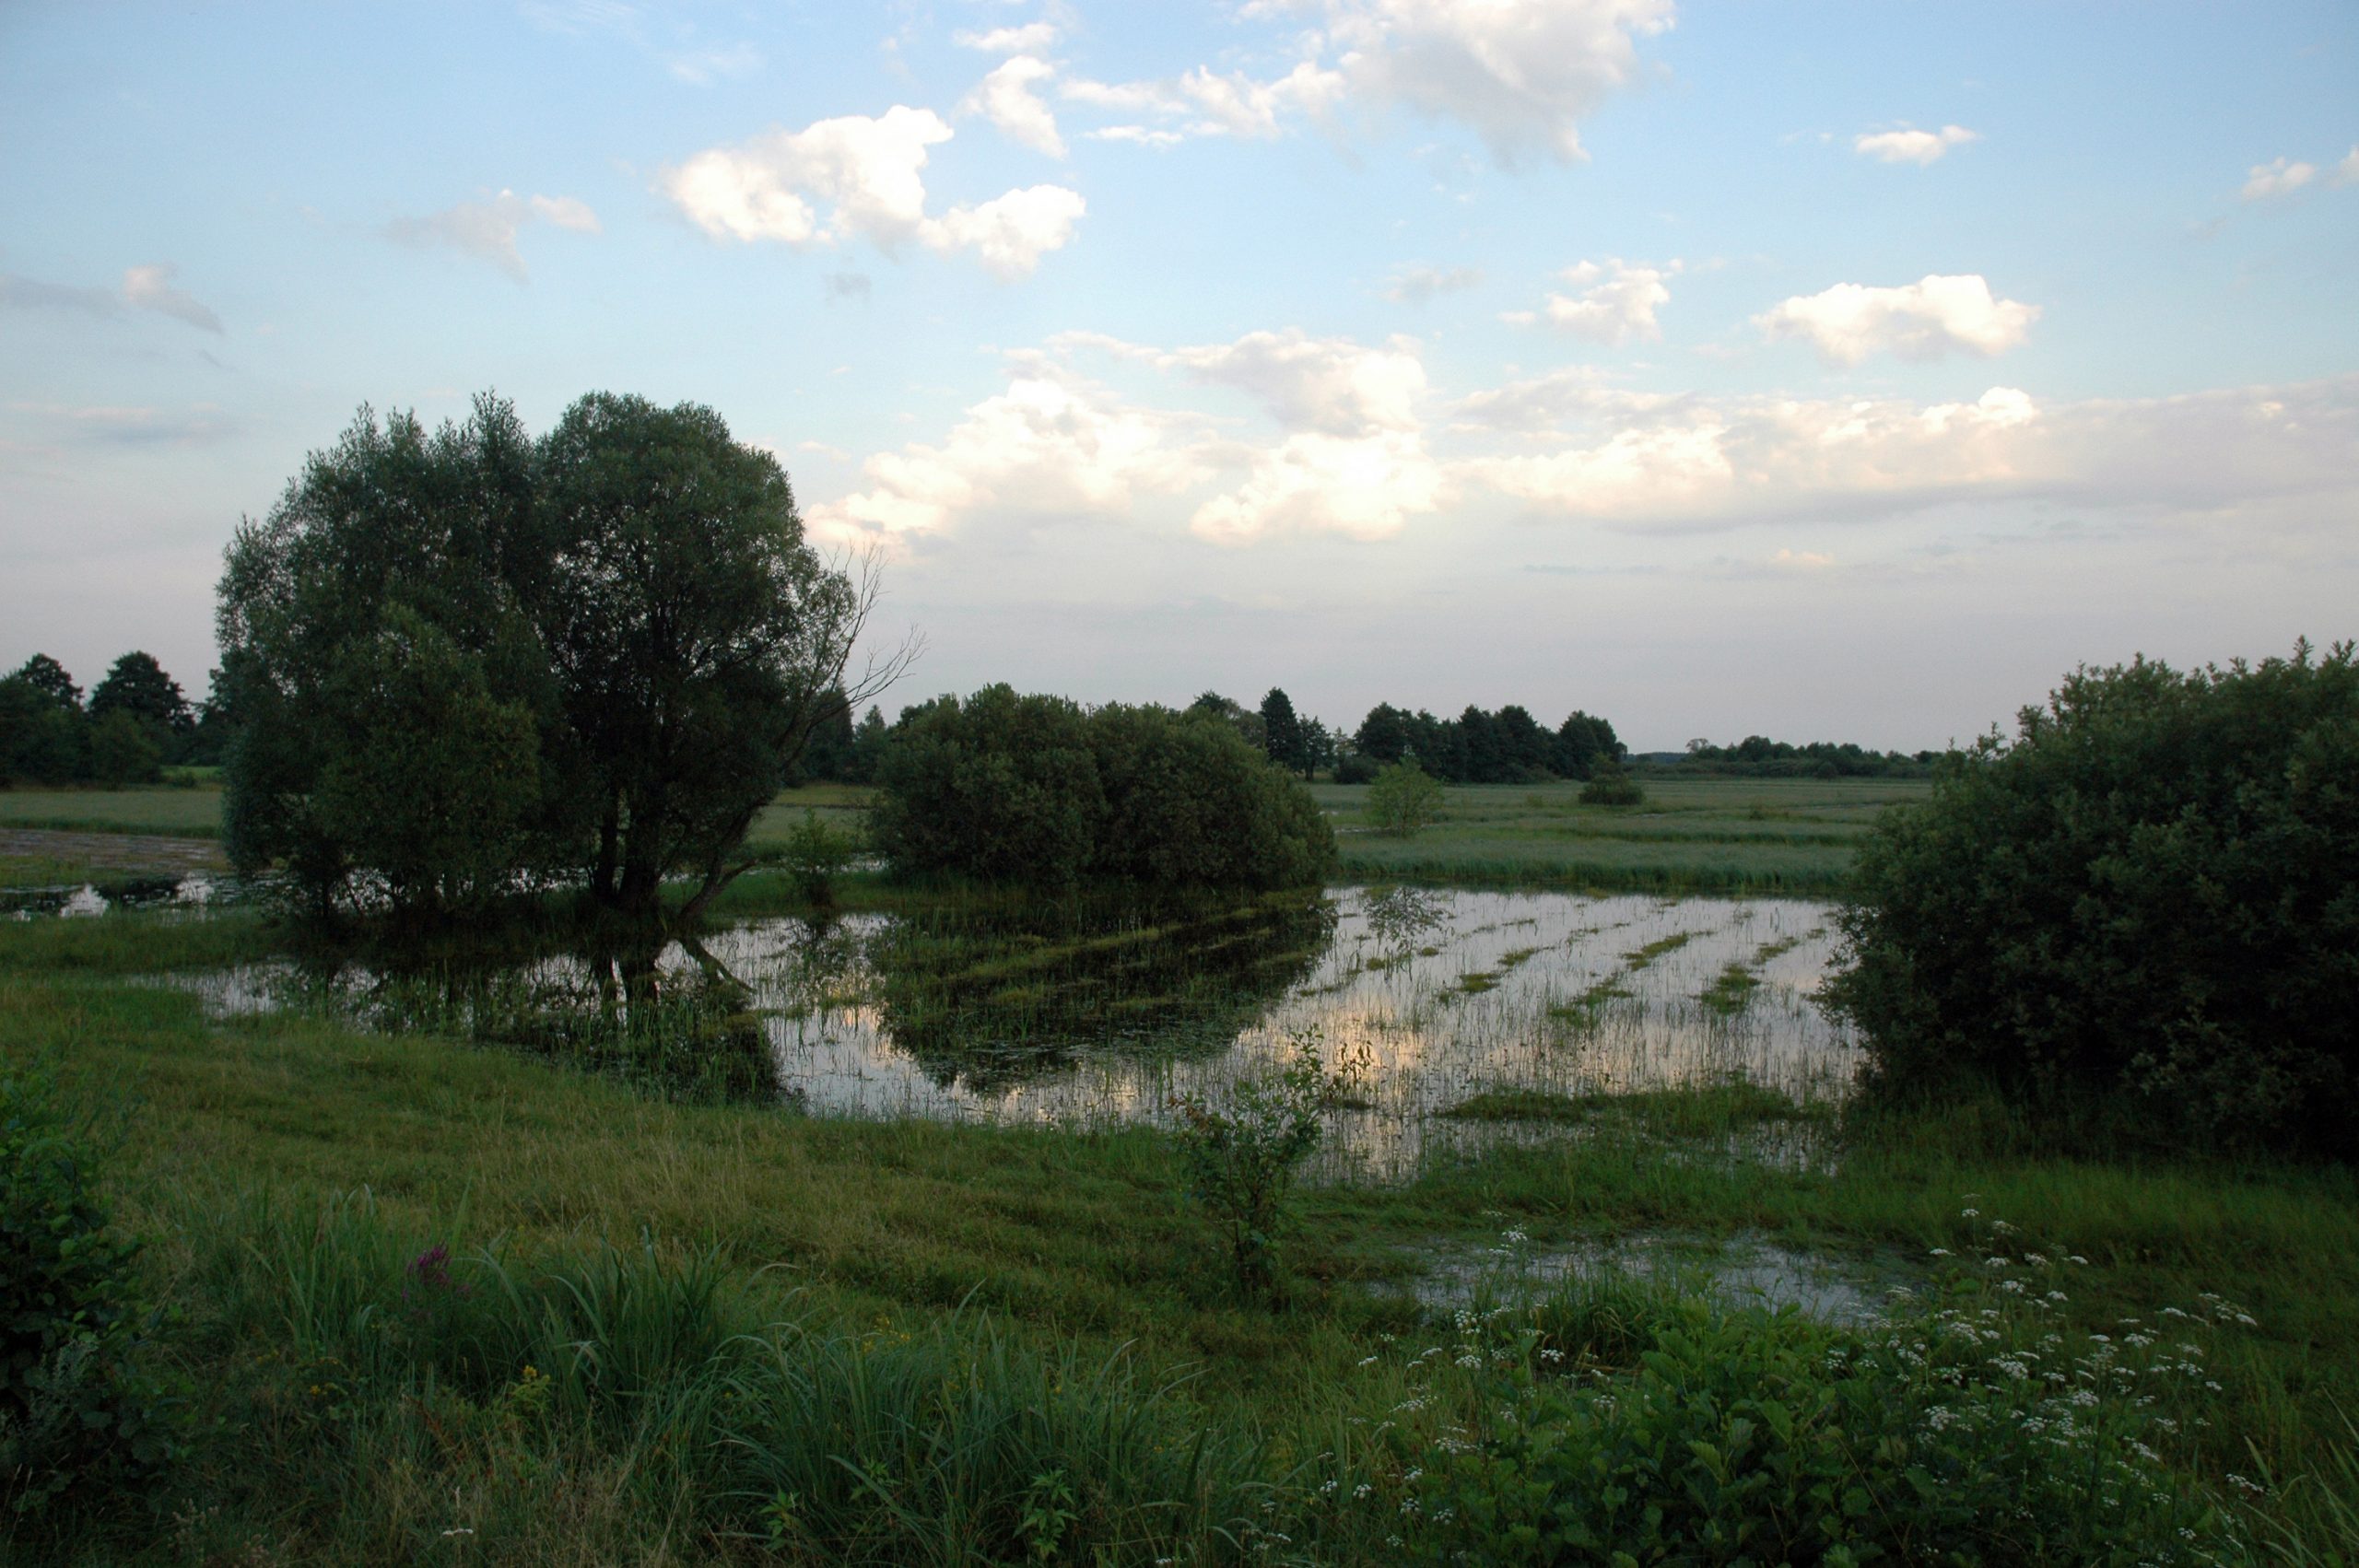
[0,1063,179,1515]
[1826,642,2358,1154]
[870,686,1334,889]
[1577,764,1645,806]
[1366,758,1444,836]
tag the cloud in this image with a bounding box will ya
[963,55,1066,158]
[1064,1,1668,163]
[920,186,1088,278]
[1755,275,2038,366]
[1383,263,1481,303]
[663,107,1085,275]
[1503,258,1675,344]
[2341,146,2359,184]
[668,42,761,84]
[1852,123,1978,165]
[7,401,236,445]
[823,271,872,301]
[1316,0,1675,164]
[809,358,1212,546]
[2241,157,2317,202]
[1461,375,2359,529]
[1190,429,1443,544]
[957,21,1061,53]
[1062,61,1345,142]
[815,329,1449,549]
[0,264,222,333]
[383,189,603,280]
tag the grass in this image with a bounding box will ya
[1315,776,1928,894]
[2,907,2353,1561]
[0,784,227,838]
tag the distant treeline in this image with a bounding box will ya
[0,652,232,786]
[1660,736,1937,779]
[797,688,1627,788]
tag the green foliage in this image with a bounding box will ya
[1578,765,1645,807]
[83,710,161,787]
[217,392,869,923]
[0,1063,178,1515]
[1260,685,1309,777]
[1366,757,1445,836]
[871,687,1334,890]
[1413,1285,2242,1567]
[780,809,856,904]
[1168,1031,1343,1299]
[1827,641,2359,1156]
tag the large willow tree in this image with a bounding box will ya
[218,392,910,922]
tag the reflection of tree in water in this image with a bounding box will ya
[859,892,1336,1094]
[266,924,789,1105]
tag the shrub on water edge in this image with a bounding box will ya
[780,808,856,905]
[1168,1029,1354,1301]
[1827,640,2359,1156]
[0,1061,180,1516]
[871,686,1335,890]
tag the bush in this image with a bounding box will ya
[1577,764,1645,806]
[0,1063,179,1515]
[870,687,1335,890]
[779,809,856,904]
[1366,758,1444,837]
[1168,1031,1344,1299]
[1826,641,2359,1155]
[1332,752,1380,785]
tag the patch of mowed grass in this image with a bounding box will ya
[0,785,226,838]
[4,903,2353,1560]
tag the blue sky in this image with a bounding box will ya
[4,0,2354,749]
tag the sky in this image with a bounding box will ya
[2,1,2354,752]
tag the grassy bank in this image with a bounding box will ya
[1314,777,1926,893]
[2,907,2353,1562]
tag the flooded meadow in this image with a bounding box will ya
[170,883,1858,1176]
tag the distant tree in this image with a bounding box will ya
[792,693,856,784]
[87,710,163,786]
[1555,710,1623,778]
[88,653,192,736]
[1356,703,1412,765]
[1457,705,1507,783]
[1579,763,1646,807]
[10,655,80,712]
[0,676,87,783]
[1365,757,1444,837]
[1300,718,1340,778]
[847,704,891,784]
[1260,687,1309,778]
[1496,704,1554,778]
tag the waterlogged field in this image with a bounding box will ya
[171,885,1854,1176]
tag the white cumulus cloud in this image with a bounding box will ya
[1318,0,1675,164]
[2241,156,2317,201]
[1755,275,2038,366]
[1062,61,1345,142]
[963,55,1067,157]
[1383,263,1482,303]
[1504,259,1676,345]
[2340,146,2359,184]
[383,189,603,280]
[663,107,1084,275]
[809,359,1211,547]
[957,21,1061,53]
[1853,124,1978,165]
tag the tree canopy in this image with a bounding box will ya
[217,392,907,922]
